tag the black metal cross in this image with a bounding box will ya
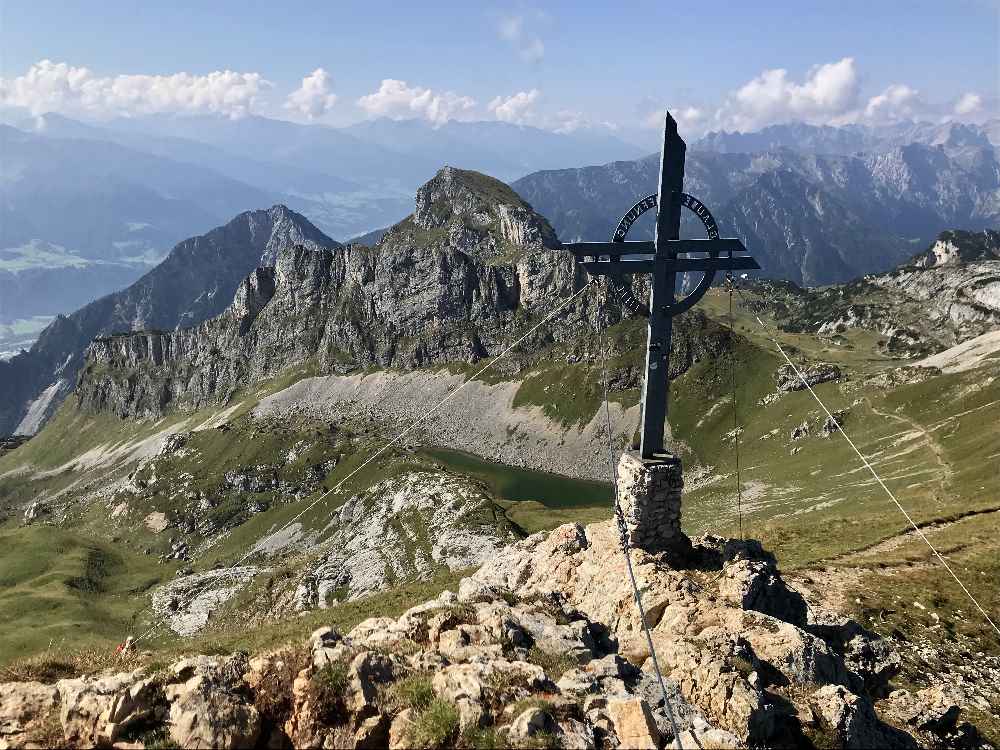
[562,111,759,460]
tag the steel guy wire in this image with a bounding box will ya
[732,282,1000,638]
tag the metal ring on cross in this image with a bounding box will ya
[608,193,722,318]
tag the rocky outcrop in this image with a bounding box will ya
[752,230,1000,355]
[293,471,518,610]
[775,362,841,392]
[1,518,987,749]
[76,167,732,422]
[3,523,982,749]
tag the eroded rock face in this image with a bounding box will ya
[163,655,259,749]
[469,521,917,746]
[775,362,841,392]
[293,471,518,609]
[56,670,156,747]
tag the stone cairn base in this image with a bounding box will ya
[616,450,689,555]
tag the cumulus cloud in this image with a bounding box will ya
[862,83,921,123]
[357,79,475,125]
[954,92,983,116]
[655,57,995,137]
[0,59,268,118]
[714,57,861,131]
[497,13,545,63]
[284,68,337,119]
[488,89,540,124]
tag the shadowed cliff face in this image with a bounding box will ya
[76,167,732,420]
[0,206,340,435]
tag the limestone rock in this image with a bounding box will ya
[776,362,841,392]
[886,687,961,733]
[607,699,660,750]
[716,545,808,626]
[809,685,915,749]
[164,655,260,749]
[508,707,557,744]
[56,670,151,747]
[0,682,59,749]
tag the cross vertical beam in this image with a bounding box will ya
[639,114,685,459]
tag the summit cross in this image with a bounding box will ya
[562,111,759,460]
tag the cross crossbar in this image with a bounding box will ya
[563,238,752,259]
[579,254,760,275]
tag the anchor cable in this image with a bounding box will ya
[732,282,1000,638]
[598,296,683,749]
[127,280,597,648]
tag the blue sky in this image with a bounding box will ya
[2,0,997,142]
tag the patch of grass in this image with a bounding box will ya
[461,725,502,749]
[311,660,351,725]
[0,525,166,668]
[408,698,460,749]
[1,645,141,681]
[510,696,557,718]
[525,647,578,680]
[24,708,65,748]
[389,673,435,711]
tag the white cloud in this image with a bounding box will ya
[357,79,475,125]
[497,13,545,63]
[284,68,337,119]
[0,59,268,119]
[715,57,861,132]
[862,83,921,123]
[660,57,994,136]
[488,89,540,124]
[642,105,704,133]
[954,92,983,116]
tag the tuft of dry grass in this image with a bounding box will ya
[1,644,142,682]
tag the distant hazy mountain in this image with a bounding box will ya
[0,206,338,435]
[341,118,644,183]
[693,120,999,157]
[0,124,271,262]
[27,113,361,196]
[104,114,437,189]
[513,140,1000,286]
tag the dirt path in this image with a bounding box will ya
[819,505,1000,566]
[866,398,953,490]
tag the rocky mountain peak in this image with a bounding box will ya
[237,204,339,266]
[411,166,558,251]
[911,229,1000,268]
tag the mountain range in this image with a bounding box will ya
[0,112,644,356]
[692,118,1000,156]
[514,122,1000,286]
